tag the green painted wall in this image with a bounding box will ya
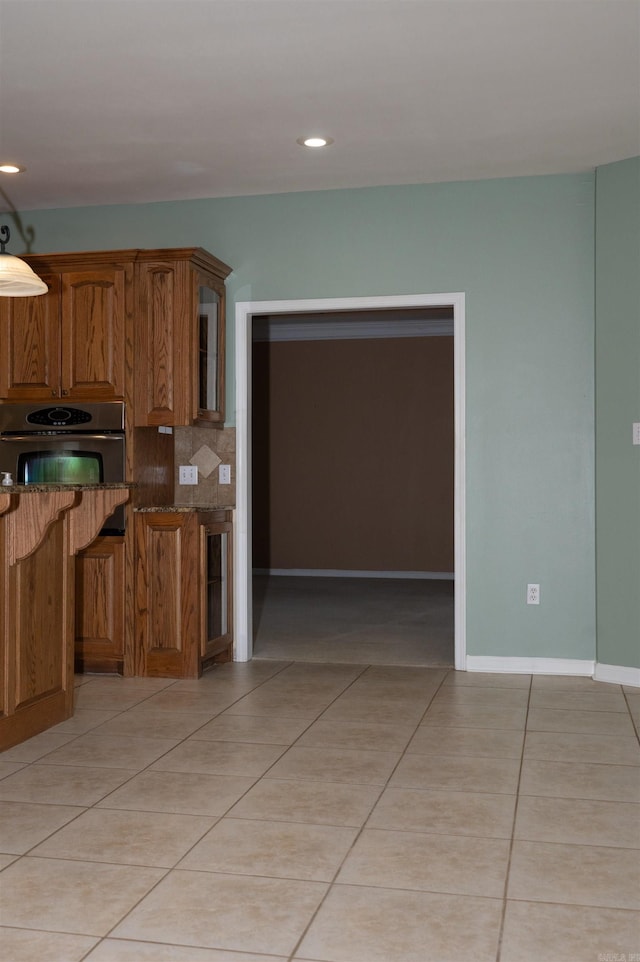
[595,157,640,669]
[22,173,596,661]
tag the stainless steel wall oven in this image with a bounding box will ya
[0,401,126,534]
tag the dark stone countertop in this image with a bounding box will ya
[133,504,234,513]
[0,482,134,493]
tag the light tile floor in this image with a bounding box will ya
[0,663,639,962]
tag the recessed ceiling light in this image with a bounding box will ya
[0,164,24,174]
[296,137,334,148]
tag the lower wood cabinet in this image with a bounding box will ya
[134,510,233,678]
[0,503,74,750]
[75,536,125,674]
[0,487,130,750]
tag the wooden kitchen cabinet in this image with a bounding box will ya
[0,273,60,400]
[0,486,130,750]
[134,248,231,427]
[134,510,233,678]
[0,492,75,750]
[75,536,125,674]
[0,252,133,402]
[201,516,233,667]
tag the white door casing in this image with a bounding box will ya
[234,293,466,668]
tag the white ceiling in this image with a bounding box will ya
[0,0,638,212]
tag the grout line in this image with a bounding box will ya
[286,668,450,961]
[622,689,640,745]
[495,672,533,962]
[71,662,320,959]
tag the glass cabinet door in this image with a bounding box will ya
[198,278,224,422]
[201,516,233,666]
[205,528,228,642]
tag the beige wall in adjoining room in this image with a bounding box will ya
[252,336,454,572]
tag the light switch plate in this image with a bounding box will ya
[179,465,198,485]
[633,423,640,445]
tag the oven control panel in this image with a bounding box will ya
[0,401,125,435]
[26,407,93,427]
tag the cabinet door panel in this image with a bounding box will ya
[196,273,225,423]
[1,516,74,750]
[201,521,233,665]
[75,537,125,673]
[134,261,192,425]
[135,514,200,677]
[0,275,60,399]
[61,266,128,398]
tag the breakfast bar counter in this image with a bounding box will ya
[0,484,131,750]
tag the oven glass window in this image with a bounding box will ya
[19,451,103,485]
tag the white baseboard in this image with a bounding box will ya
[594,663,640,688]
[465,656,640,686]
[465,656,595,676]
[253,568,455,580]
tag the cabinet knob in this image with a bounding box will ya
[61,389,69,396]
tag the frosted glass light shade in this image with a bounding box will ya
[0,252,48,296]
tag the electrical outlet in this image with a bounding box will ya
[633,423,640,445]
[219,464,231,484]
[179,465,198,485]
[527,583,540,605]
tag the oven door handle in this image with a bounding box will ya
[0,434,124,442]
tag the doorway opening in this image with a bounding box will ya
[234,293,466,668]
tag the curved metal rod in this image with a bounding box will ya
[0,184,36,254]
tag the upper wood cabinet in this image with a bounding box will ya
[134,248,231,427]
[0,246,229,418]
[0,252,133,402]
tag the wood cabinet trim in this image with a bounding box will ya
[134,247,231,280]
[22,250,141,272]
[23,248,231,280]
[68,488,130,555]
[4,490,77,565]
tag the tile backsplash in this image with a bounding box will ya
[173,425,236,507]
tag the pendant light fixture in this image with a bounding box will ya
[0,225,48,296]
